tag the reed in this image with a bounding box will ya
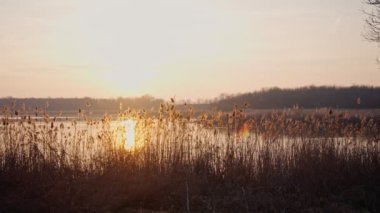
[0,100,379,212]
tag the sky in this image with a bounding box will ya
[0,0,379,100]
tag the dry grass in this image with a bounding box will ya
[0,100,379,212]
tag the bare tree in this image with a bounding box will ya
[365,0,380,43]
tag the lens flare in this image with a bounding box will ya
[239,122,250,140]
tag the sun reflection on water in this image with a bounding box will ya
[122,119,136,150]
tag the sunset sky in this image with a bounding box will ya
[0,0,379,100]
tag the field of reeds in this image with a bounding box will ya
[0,100,380,212]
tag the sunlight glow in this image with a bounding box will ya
[123,119,136,150]
[0,0,378,99]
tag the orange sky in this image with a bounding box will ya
[0,0,379,100]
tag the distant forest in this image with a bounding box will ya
[212,86,380,111]
[1,86,380,113]
[0,95,164,114]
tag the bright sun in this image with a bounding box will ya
[43,0,243,97]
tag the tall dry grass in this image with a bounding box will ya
[0,100,379,212]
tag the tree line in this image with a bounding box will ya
[212,86,380,111]
[0,95,164,114]
[1,86,380,113]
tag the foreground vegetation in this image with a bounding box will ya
[0,100,379,212]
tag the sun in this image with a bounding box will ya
[101,66,155,95]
